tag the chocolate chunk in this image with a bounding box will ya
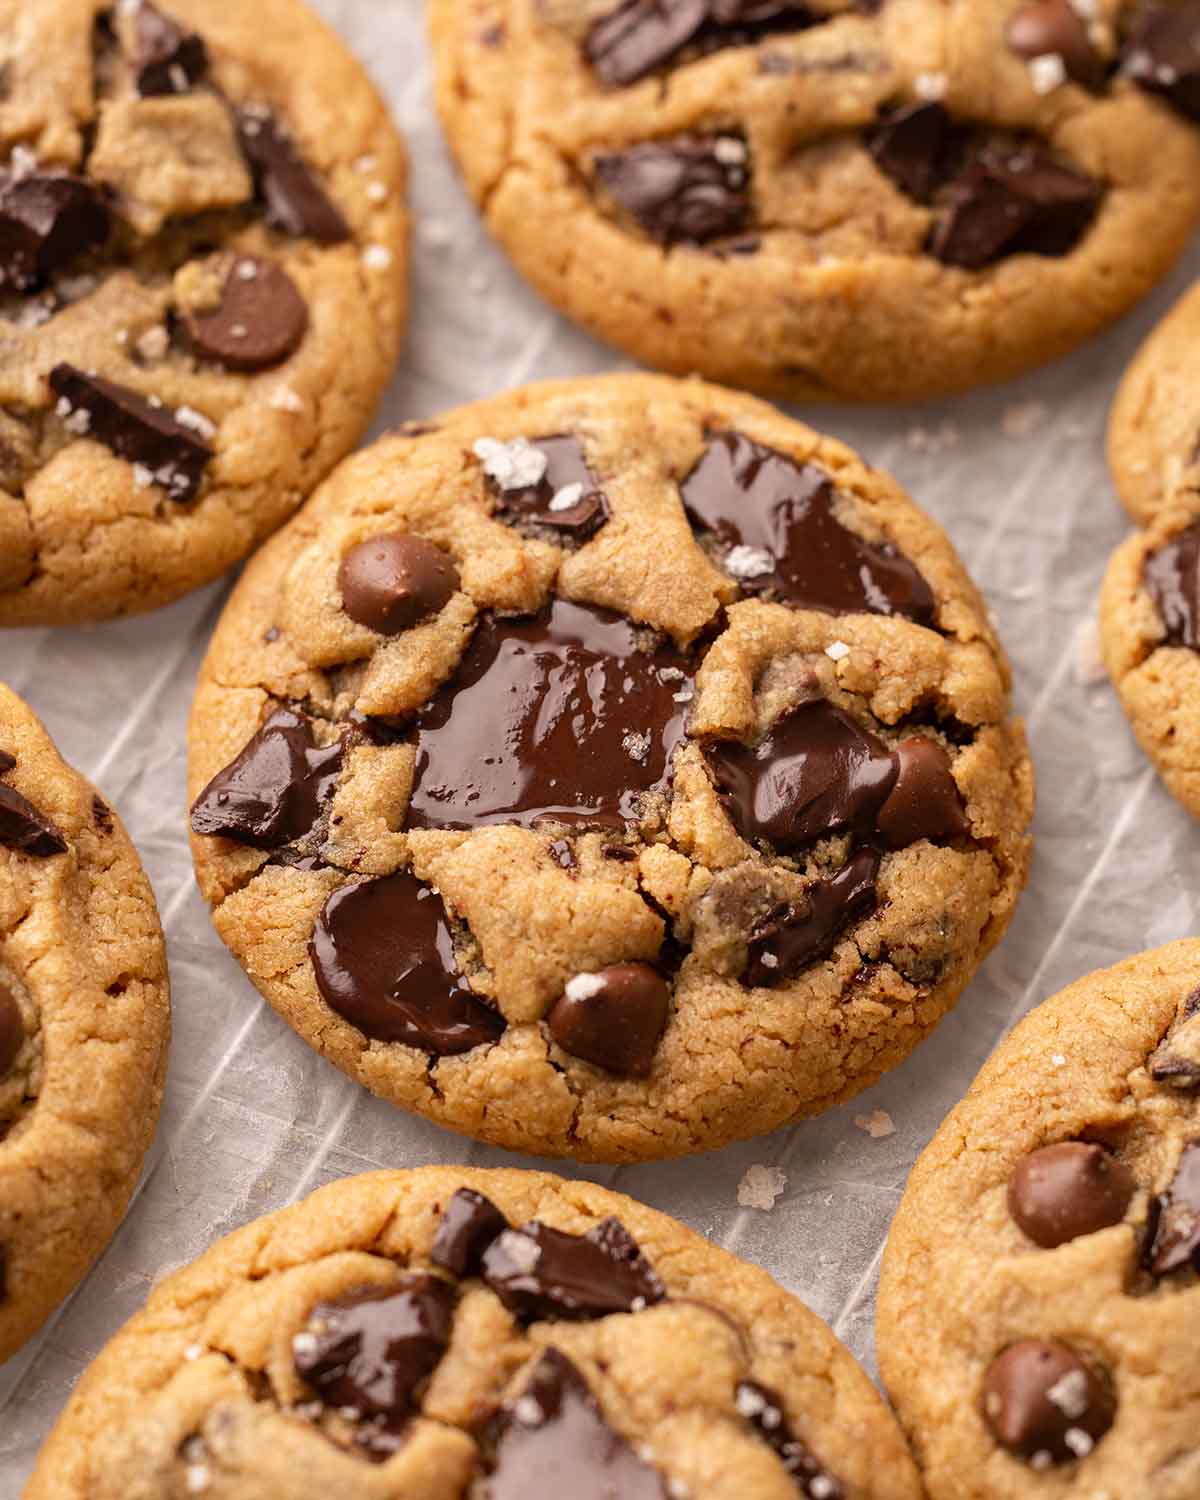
[92,795,114,834]
[585,0,819,86]
[1144,521,1200,650]
[478,434,610,540]
[746,850,880,986]
[338,533,459,636]
[867,102,960,203]
[431,1188,509,1277]
[182,255,308,372]
[0,783,67,857]
[1144,1140,1200,1276]
[48,364,213,502]
[736,1381,844,1500]
[293,1275,455,1425]
[0,984,23,1078]
[1008,1143,1135,1249]
[236,107,351,244]
[705,700,898,851]
[1006,1,1103,89]
[0,172,112,292]
[310,870,506,1055]
[1124,2,1200,122]
[874,738,969,849]
[0,751,14,774]
[681,432,937,623]
[406,600,693,834]
[485,1348,666,1500]
[594,135,752,245]
[547,963,671,1077]
[930,146,1100,269]
[190,707,343,849]
[982,1341,1115,1465]
[481,1217,666,1322]
[134,1,209,96]
[1149,998,1200,1090]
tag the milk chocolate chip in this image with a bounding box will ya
[547,963,671,1078]
[431,1188,509,1277]
[1124,2,1200,122]
[1008,1143,1135,1249]
[982,1341,1115,1465]
[745,850,880,986]
[594,135,752,245]
[1144,1140,1200,1276]
[481,1217,666,1321]
[0,783,67,857]
[736,1381,844,1500]
[338,534,459,635]
[182,256,308,372]
[0,171,112,292]
[0,985,23,1078]
[1144,521,1200,650]
[1007,1,1103,89]
[133,2,209,96]
[236,107,351,244]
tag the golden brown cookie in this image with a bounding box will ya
[877,941,1200,1499]
[0,0,408,627]
[26,1165,923,1499]
[428,0,1200,404]
[186,373,1033,1162]
[0,682,170,1362]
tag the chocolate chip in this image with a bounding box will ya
[736,1381,844,1500]
[745,849,880,986]
[1144,521,1200,650]
[0,783,67,857]
[1006,1,1103,89]
[0,172,111,292]
[310,870,506,1055]
[585,0,819,86]
[481,1217,666,1322]
[1143,1140,1200,1276]
[235,107,351,244]
[595,135,752,245]
[134,1,209,96]
[867,102,961,203]
[982,1341,1115,1465]
[406,600,693,834]
[337,533,459,635]
[48,364,213,502]
[479,434,610,540]
[0,984,23,1078]
[930,145,1100,269]
[293,1275,455,1425]
[0,751,14,774]
[874,738,969,849]
[431,1188,509,1277]
[182,256,308,372]
[1124,2,1200,122]
[485,1348,666,1500]
[704,700,898,851]
[92,795,113,834]
[681,432,937,623]
[547,963,670,1078]
[190,707,343,849]
[1149,1003,1200,1091]
[1008,1143,1135,1249]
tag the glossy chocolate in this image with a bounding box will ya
[1124,2,1200,122]
[0,782,67,857]
[594,135,753,245]
[406,599,692,833]
[235,108,351,244]
[190,707,343,849]
[183,256,308,372]
[1148,993,1200,1090]
[547,963,671,1077]
[1006,1,1103,89]
[134,1,209,96]
[0,985,23,1078]
[736,1381,844,1500]
[1144,1140,1200,1276]
[338,533,459,635]
[681,432,937,622]
[1144,521,1200,650]
[874,738,969,849]
[430,1188,509,1277]
[982,1341,1115,1465]
[745,849,880,986]
[484,435,610,540]
[0,171,112,292]
[310,870,506,1055]
[481,1217,666,1322]
[585,0,819,86]
[1008,1143,1135,1249]
[867,102,960,203]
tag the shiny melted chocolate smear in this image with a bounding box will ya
[681,432,937,623]
[406,600,693,832]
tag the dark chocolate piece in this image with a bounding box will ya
[182,255,308,372]
[481,435,610,540]
[190,707,343,849]
[235,107,351,244]
[1006,1,1103,89]
[547,963,671,1077]
[309,870,506,1055]
[92,795,114,834]
[1124,2,1200,122]
[867,102,960,203]
[745,850,880,986]
[0,752,13,774]
[338,533,459,635]
[1007,1143,1135,1249]
[481,1217,666,1322]
[1148,992,1200,1090]
[981,1341,1115,1465]
[736,1381,844,1500]
[1144,1140,1200,1276]
[0,985,23,1078]
[0,171,111,293]
[1144,521,1200,650]
[431,1188,509,1277]
[594,135,752,245]
[874,738,969,849]
[585,0,819,86]
[0,783,67,857]
[48,364,213,502]
[134,1,209,96]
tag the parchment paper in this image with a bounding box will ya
[3,1,1198,1486]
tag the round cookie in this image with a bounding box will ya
[1109,281,1200,525]
[187,373,1033,1162]
[27,1165,923,1499]
[0,682,170,1361]
[877,941,1200,1499]
[1099,494,1200,819]
[0,0,407,627]
[429,0,1200,404]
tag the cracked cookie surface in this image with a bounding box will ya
[26,1165,923,1500]
[187,373,1033,1162]
[878,941,1200,1499]
[0,681,170,1361]
[429,0,1200,403]
[0,0,407,627]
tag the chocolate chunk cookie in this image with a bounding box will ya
[0,0,407,627]
[878,941,1200,1499]
[0,682,170,1361]
[26,1166,923,1499]
[429,1,1200,404]
[1099,494,1200,820]
[187,373,1033,1161]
